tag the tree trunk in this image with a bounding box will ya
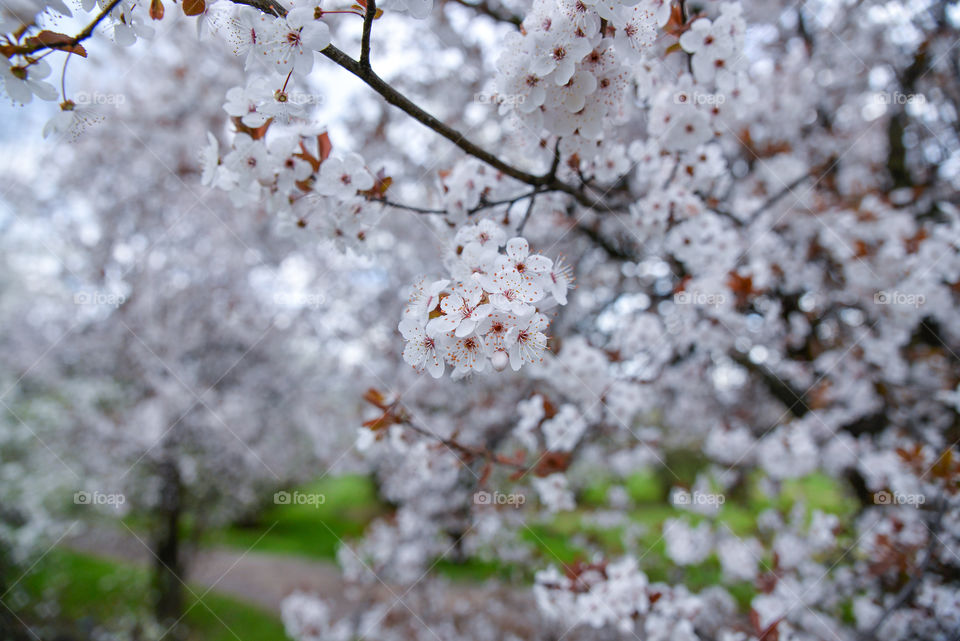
[152,459,185,637]
[0,551,30,641]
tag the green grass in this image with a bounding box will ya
[205,474,389,560]
[17,548,286,641]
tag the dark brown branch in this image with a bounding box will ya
[372,187,553,219]
[516,189,540,233]
[447,0,522,27]
[576,223,636,261]
[359,0,376,69]
[746,172,811,223]
[374,198,446,215]
[231,0,285,16]
[732,352,809,417]
[469,189,539,215]
[320,45,546,186]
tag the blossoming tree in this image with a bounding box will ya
[4,0,960,639]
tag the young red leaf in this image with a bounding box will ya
[23,31,87,57]
[149,0,164,20]
[182,0,205,17]
[317,132,333,163]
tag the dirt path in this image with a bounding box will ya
[62,526,514,615]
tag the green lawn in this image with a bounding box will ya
[203,474,389,560]
[16,548,286,641]
[203,469,858,596]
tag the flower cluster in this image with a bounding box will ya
[399,224,572,378]
[495,0,653,144]
[534,557,737,639]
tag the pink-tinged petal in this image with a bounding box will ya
[525,254,553,272]
[455,318,478,337]
[491,293,511,311]
[511,301,535,316]
[506,237,529,261]
[474,304,493,317]
[508,343,523,371]
[552,286,568,305]
[529,313,549,332]
[474,272,498,293]
[426,314,459,336]
[426,353,444,378]
[398,317,422,339]
[353,171,374,191]
[403,341,426,367]
[439,293,464,315]
[456,281,483,305]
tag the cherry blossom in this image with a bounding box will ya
[316,152,374,198]
[260,12,330,76]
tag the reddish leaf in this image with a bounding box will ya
[317,131,332,163]
[750,608,781,641]
[182,0,205,15]
[359,168,392,199]
[363,413,393,432]
[149,0,164,20]
[478,462,492,485]
[534,451,572,477]
[232,115,271,140]
[24,31,87,57]
[363,388,389,410]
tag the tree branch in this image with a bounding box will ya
[575,223,636,261]
[447,0,522,27]
[359,0,376,69]
[746,172,811,223]
[227,0,612,212]
[3,0,123,57]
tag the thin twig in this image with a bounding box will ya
[746,173,811,223]
[448,0,522,27]
[374,198,446,215]
[516,189,540,233]
[359,0,376,69]
[6,0,123,57]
